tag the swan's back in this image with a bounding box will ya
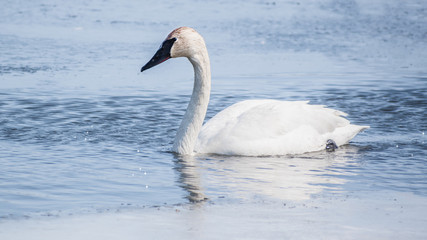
[195,100,368,156]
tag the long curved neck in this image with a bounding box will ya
[172,49,211,155]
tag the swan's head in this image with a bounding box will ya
[141,27,206,72]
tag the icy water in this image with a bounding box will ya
[1,0,427,239]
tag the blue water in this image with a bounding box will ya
[0,0,426,220]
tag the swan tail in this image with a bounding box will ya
[331,124,369,146]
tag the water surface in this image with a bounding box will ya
[0,0,426,238]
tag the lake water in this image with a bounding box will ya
[1,0,426,239]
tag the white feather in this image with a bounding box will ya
[195,100,368,155]
[146,27,369,156]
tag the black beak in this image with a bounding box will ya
[141,38,177,72]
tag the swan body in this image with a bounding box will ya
[141,27,369,156]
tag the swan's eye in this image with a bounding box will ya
[156,38,177,55]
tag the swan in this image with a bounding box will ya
[141,27,369,156]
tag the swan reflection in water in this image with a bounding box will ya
[173,154,208,204]
[173,145,364,203]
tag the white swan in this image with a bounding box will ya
[141,27,369,156]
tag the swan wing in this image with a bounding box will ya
[195,100,368,155]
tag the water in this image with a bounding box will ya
[1,0,426,238]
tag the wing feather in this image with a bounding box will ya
[195,100,367,155]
